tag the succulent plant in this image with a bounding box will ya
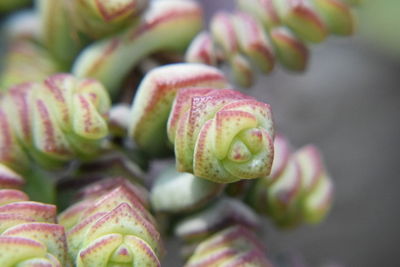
[59,177,163,266]
[167,87,275,183]
[128,63,228,157]
[249,135,334,227]
[0,0,362,264]
[72,0,203,96]
[0,74,110,171]
[186,0,358,86]
[66,0,148,39]
[0,188,68,266]
[0,163,24,189]
[185,225,273,267]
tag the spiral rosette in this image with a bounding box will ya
[128,63,228,157]
[185,225,273,267]
[72,0,203,95]
[167,87,274,183]
[0,189,68,266]
[65,0,148,38]
[58,177,163,266]
[249,135,333,227]
[186,0,358,86]
[0,74,111,171]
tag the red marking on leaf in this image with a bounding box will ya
[296,145,325,190]
[277,160,302,206]
[0,109,13,162]
[197,34,214,65]
[90,203,160,245]
[79,234,119,258]
[212,12,238,53]
[0,201,56,222]
[130,8,202,40]
[169,88,214,135]
[4,222,65,237]
[288,0,326,31]
[79,79,98,90]
[95,0,137,21]
[37,100,57,153]
[0,189,28,204]
[271,28,309,58]
[45,76,69,124]
[193,120,212,169]
[270,135,292,179]
[79,95,93,134]
[45,77,66,103]
[0,236,44,248]
[68,212,106,236]
[144,73,225,115]
[83,186,153,225]
[88,39,120,76]
[118,247,129,256]
[10,85,32,141]
[260,0,280,24]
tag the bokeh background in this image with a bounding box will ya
[194,0,400,266]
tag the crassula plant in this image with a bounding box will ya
[0,0,361,266]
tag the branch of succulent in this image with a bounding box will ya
[0,188,68,266]
[72,0,203,96]
[0,74,111,171]
[185,225,273,267]
[248,135,334,228]
[186,0,359,87]
[58,177,163,266]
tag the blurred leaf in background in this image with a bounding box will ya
[358,0,400,60]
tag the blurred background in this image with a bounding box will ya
[1,0,399,266]
[198,0,400,266]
